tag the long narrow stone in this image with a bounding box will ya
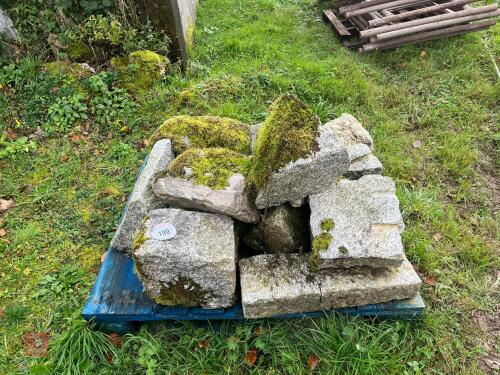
[153,174,259,223]
[239,253,421,319]
[110,139,173,252]
[309,174,406,269]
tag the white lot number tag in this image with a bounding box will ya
[151,223,177,241]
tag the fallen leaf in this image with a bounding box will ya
[0,198,14,213]
[423,276,437,286]
[245,349,258,367]
[108,333,122,348]
[143,139,150,147]
[0,228,6,237]
[483,356,500,371]
[433,233,443,241]
[307,354,319,370]
[4,128,17,140]
[197,339,209,349]
[412,140,422,149]
[0,308,4,319]
[23,332,50,357]
[70,134,81,143]
[60,154,69,162]
[254,327,264,336]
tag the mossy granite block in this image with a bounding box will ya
[150,115,251,155]
[110,139,173,252]
[309,174,406,269]
[253,121,350,209]
[239,253,421,319]
[133,208,237,309]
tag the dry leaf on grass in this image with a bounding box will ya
[0,228,6,237]
[23,332,50,357]
[423,276,437,286]
[70,134,81,143]
[60,154,69,162]
[108,333,122,348]
[307,354,319,370]
[197,339,209,349]
[245,349,258,367]
[0,198,14,213]
[0,308,4,319]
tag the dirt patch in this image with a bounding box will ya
[472,309,500,373]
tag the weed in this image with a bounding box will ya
[45,94,88,134]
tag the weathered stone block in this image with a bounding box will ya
[243,204,308,254]
[320,259,421,310]
[254,123,350,209]
[133,208,237,308]
[110,139,173,252]
[239,253,421,318]
[153,174,259,223]
[239,254,320,318]
[309,174,406,269]
[322,114,382,178]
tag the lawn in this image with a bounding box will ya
[0,0,498,374]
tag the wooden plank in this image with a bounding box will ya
[323,9,352,36]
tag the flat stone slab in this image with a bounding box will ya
[240,253,420,319]
[153,174,259,223]
[110,139,173,252]
[309,174,406,269]
[254,123,350,209]
[133,208,237,309]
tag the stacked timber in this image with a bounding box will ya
[323,0,499,52]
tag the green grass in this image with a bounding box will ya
[1,0,499,374]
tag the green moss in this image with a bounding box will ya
[42,61,93,82]
[310,233,332,273]
[132,226,147,251]
[320,218,335,232]
[111,50,169,94]
[339,246,349,255]
[247,93,320,189]
[169,147,251,190]
[65,42,93,62]
[155,276,209,307]
[151,115,251,155]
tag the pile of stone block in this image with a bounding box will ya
[110,95,421,318]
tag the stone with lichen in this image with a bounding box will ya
[110,139,173,252]
[239,253,421,319]
[243,204,309,253]
[111,50,169,94]
[151,115,251,155]
[133,208,237,308]
[322,114,382,178]
[249,95,349,208]
[153,148,258,223]
[309,174,406,269]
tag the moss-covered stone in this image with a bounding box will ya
[150,115,251,155]
[247,93,320,189]
[42,61,93,82]
[168,147,251,190]
[65,41,93,62]
[111,50,169,94]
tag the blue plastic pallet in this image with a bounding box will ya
[82,247,425,332]
[82,155,425,333]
